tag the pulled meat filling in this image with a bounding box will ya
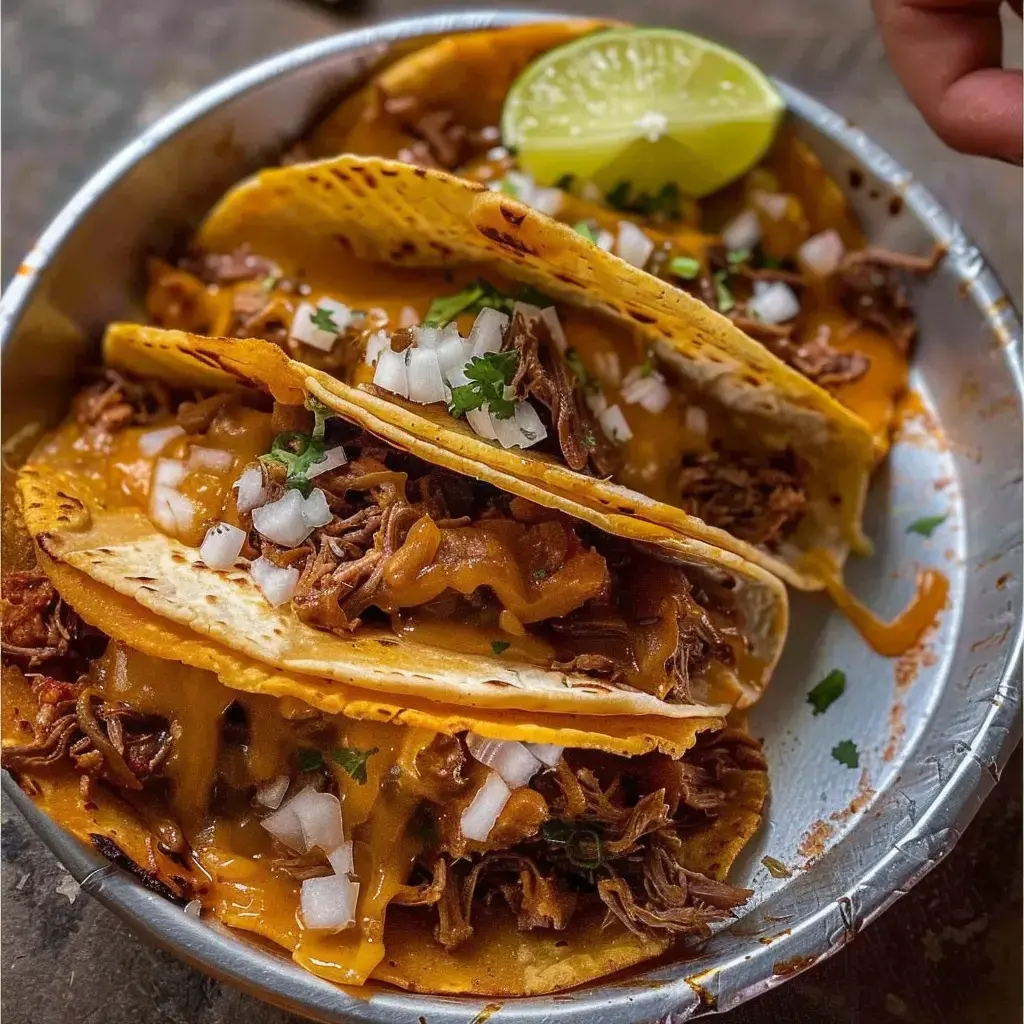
[761,327,870,389]
[678,449,807,549]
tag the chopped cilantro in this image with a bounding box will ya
[573,221,597,244]
[554,173,576,192]
[307,396,336,440]
[831,739,859,769]
[713,270,735,314]
[541,819,604,869]
[727,248,752,267]
[640,349,656,378]
[582,429,597,450]
[532,567,548,581]
[564,347,598,393]
[807,669,846,716]
[423,278,509,328]
[260,274,279,292]
[310,306,339,333]
[448,350,520,421]
[261,430,326,497]
[493,177,520,197]
[907,514,947,538]
[605,180,681,220]
[761,855,791,879]
[296,747,323,772]
[605,181,632,210]
[331,744,379,784]
[668,256,701,280]
[490,640,511,655]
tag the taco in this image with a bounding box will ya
[306,22,937,450]
[3,323,779,994]
[145,152,878,589]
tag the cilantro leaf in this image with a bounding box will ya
[907,514,947,538]
[532,568,548,581]
[310,306,339,333]
[640,349,656,378]
[541,819,604,869]
[727,248,752,267]
[574,221,597,244]
[668,256,701,280]
[555,173,576,192]
[564,347,599,394]
[605,181,680,220]
[260,274,279,292]
[423,278,516,328]
[490,640,511,655]
[331,744,379,784]
[494,177,520,198]
[831,739,859,769]
[761,855,791,879]
[296,747,323,772]
[713,270,735,314]
[582,429,597,450]
[448,350,520,421]
[260,430,327,497]
[307,396,336,440]
[807,669,846,716]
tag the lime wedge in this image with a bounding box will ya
[501,27,785,199]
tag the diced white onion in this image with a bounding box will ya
[621,367,672,414]
[586,390,608,415]
[540,306,567,354]
[363,330,390,368]
[294,788,344,852]
[188,446,234,473]
[327,841,354,876]
[184,899,202,919]
[199,522,246,571]
[372,348,410,398]
[580,181,603,203]
[460,771,511,841]
[298,298,353,350]
[465,734,542,788]
[300,875,359,932]
[531,187,563,216]
[721,209,762,252]
[798,229,845,277]
[149,485,196,535]
[301,488,333,529]
[685,406,709,437]
[511,301,543,326]
[260,789,306,850]
[412,325,440,349]
[255,775,291,810]
[250,556,299,607]
[748,281,801,324]
[525,743,564,767]
[234,465,268,514]
[491,402,547,450]
[437,336,473,385]
[594,229,615,252]
[502,170,536,201]
[139,425,185,457]
[154,458,186,488]
[306,445,348,479]
[615,221,655,269]
[468,308,509,358]
[466,406,498,440]
[598,404,633,443]
[399,305,420,328]
[253,490,313,547]
[406,348,448,404]
[754,191,790,220]
[593,351,621,385]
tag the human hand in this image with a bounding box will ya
[872,0,1023,163]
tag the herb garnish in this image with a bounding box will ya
[541,819,604,869]
[564,347,599,393]
[331,745,379,784]
[260,274,279,292]
[259,398,338,496]
[668,256,701,280]
[423,279,550,328]
[582,429,597,450]
[310,306,339,333]
[573,221,597,243]
[296,747,323,772]
[726,248,752,267]
[640,349,656,377]
[532,568,548,581]
[906,514,947,538]
[494,177,520,198]
[713,270,735,314]
[831,739,859,769]
[807,668,846,716]
[448,350,520,421]
[555,173,576,192]
[761,855,791,879]
[490,640,511,655]
[605,181,680,220]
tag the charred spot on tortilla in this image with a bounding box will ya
[499,205,527,227]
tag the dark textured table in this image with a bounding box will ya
[2,1,1021,1021]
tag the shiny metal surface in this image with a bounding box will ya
[1,10,1021,1021]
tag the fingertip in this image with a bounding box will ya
[932,69,1023,163]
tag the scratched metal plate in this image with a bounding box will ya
[1,10,1021,1022]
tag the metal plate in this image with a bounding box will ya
[1,10,1021,1021]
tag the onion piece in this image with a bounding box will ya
[412,325,440,349]
[184,899,202,919]
[306,446,348,480]
[460,771,511,841]
[199,522,246,571]
[513,401,547,446]
[586,390,608,416]
[748,281,801,324]
[399,305,420,328]
[620,367,671,414]
[234,465,268,513]
[615,221,655,268]
[372,347,410,398]
[250,556,299,607]
[363,330,390,368]
[525,743,564,767]
[465,734,542,788]
[598,404,633,443]
[188,446,233,473]
[721,208,762,252]
[300,875,359,932]
[540,307,567,354]
[293,788,344,853]
[139,425,185,457]
[468,308,509,357]
[301,488,333,529]
[255,775,291,810]
[594,229,615,252]
[290,298,352,351]
[466,406,498,440]
[407,348,448,404]
[260,789,306,850]
[437,336,472,385]
[797,229,845,277]
[685,406,709,437]
[511,301,542,326]
[531,187,563,216]
[253,490,312,547]
[754,191,789,220]
[580,181,603,203]
[327,841,354,876]
[149,485,196,535]
[154,458,186,489]
[592,351,621,385]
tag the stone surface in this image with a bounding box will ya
[2,1,1021,1021]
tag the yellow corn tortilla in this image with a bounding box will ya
[193,154,877,589]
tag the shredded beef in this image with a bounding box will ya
[551,653,621,678]
[677,449,807,549]
[179,244,279,286]
[758,324,870,389]
[71,369,173,443]
[664,579,735,704]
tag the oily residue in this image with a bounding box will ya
[882,703,906,761]
[996,573,1012,590]
[830,769,876,822]
[969,624,1012,654]
[758,928,792,945]
[772,954,817,976]
[895,627,938,690]
[469,1003,503,1024]
[893,389,946,451]
[798,819,836,862]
